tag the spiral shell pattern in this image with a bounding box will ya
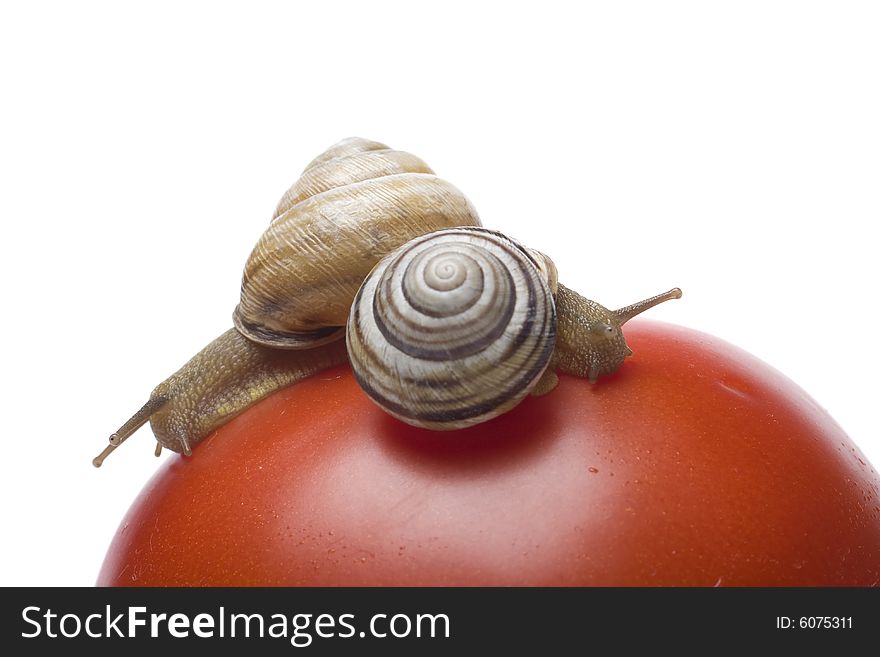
[234,138,481,349]
[346,227,557,430]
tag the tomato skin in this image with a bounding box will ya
[97,321,880,586]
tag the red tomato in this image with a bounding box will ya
[97,321,880,586]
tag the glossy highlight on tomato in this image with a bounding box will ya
[97,321,880,586]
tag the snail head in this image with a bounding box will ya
[553,284,682,383]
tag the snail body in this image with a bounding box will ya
[101,331,349,462]
[94,138,681,467]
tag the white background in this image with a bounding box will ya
[1,1,877,586]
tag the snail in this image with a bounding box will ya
[93,138,681,467]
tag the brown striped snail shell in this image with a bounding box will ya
[347,227,557,430]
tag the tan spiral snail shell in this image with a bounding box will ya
[233,137,480,349]
[93,137,682,467]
